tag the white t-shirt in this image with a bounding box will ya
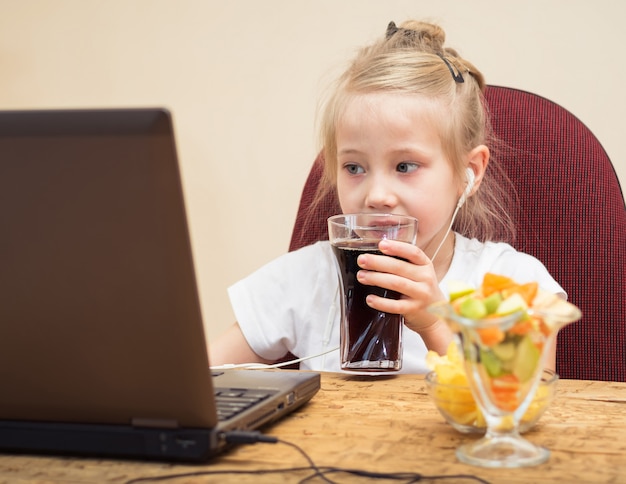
[227,234,565,373]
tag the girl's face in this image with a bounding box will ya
[335,92,462,256]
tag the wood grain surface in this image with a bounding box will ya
[1,373,624,483]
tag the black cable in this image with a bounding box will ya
[124,431,492,484]
[276,438,335,484]
[125,466,320,483]
[220,429,278,444]
[223,431,333,483]
[309,467,492,484]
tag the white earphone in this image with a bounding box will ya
[457,168,476,208]
[432,167,476,262]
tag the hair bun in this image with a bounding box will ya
[388,20,446,53]
[385,20,485,91]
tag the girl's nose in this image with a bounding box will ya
[365,179,398,210]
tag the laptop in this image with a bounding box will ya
[0,108,320,462]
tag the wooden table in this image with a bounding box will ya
[1,372,624,483]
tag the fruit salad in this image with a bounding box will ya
[426,340,554,431]
[441,273,557,413]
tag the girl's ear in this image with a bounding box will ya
[465,144,489,197]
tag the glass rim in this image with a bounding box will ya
[327,212,418,226]
[425,368,559,389]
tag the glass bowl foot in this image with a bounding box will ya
[456,434,550,468]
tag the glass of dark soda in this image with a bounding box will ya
[328,213,418,372]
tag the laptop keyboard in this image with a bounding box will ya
[214,387,274,421]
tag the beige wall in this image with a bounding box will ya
[2,0,624,344]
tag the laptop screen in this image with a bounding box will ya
[0,108,217,428]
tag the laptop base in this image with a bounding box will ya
[0,420,221,462]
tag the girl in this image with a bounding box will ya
[210,20,564,372]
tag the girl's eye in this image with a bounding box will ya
[397,162,418,173]
[345,164,365,175]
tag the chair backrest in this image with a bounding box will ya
[289,85,626,382]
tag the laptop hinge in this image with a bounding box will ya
[131,418,179,429]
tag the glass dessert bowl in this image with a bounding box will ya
[428,273,581,468]
[426,368,558,434]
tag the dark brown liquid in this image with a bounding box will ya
[332,240,402,370]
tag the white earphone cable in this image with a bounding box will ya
[431,169,474,262]
[210,345,340,371]
[430,203,461,263]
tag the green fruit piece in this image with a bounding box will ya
[448,280,475,301]
[483,292,503,314]
[459,297,487,319]
[500,357,515,374]
[492,341,516,361]
[513,335,541,382]
[496,293,528,316]
[480,348,503,377]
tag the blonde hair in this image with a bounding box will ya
[314,20,516,242]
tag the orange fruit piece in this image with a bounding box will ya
[481,273,516,297]
[502,282,539,305]
[477,326,505,346]
[508,319,534,335]
[490,374,521,411]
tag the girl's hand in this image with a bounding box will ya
[355,238,452,354]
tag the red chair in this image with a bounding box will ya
[289,85,626,382]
